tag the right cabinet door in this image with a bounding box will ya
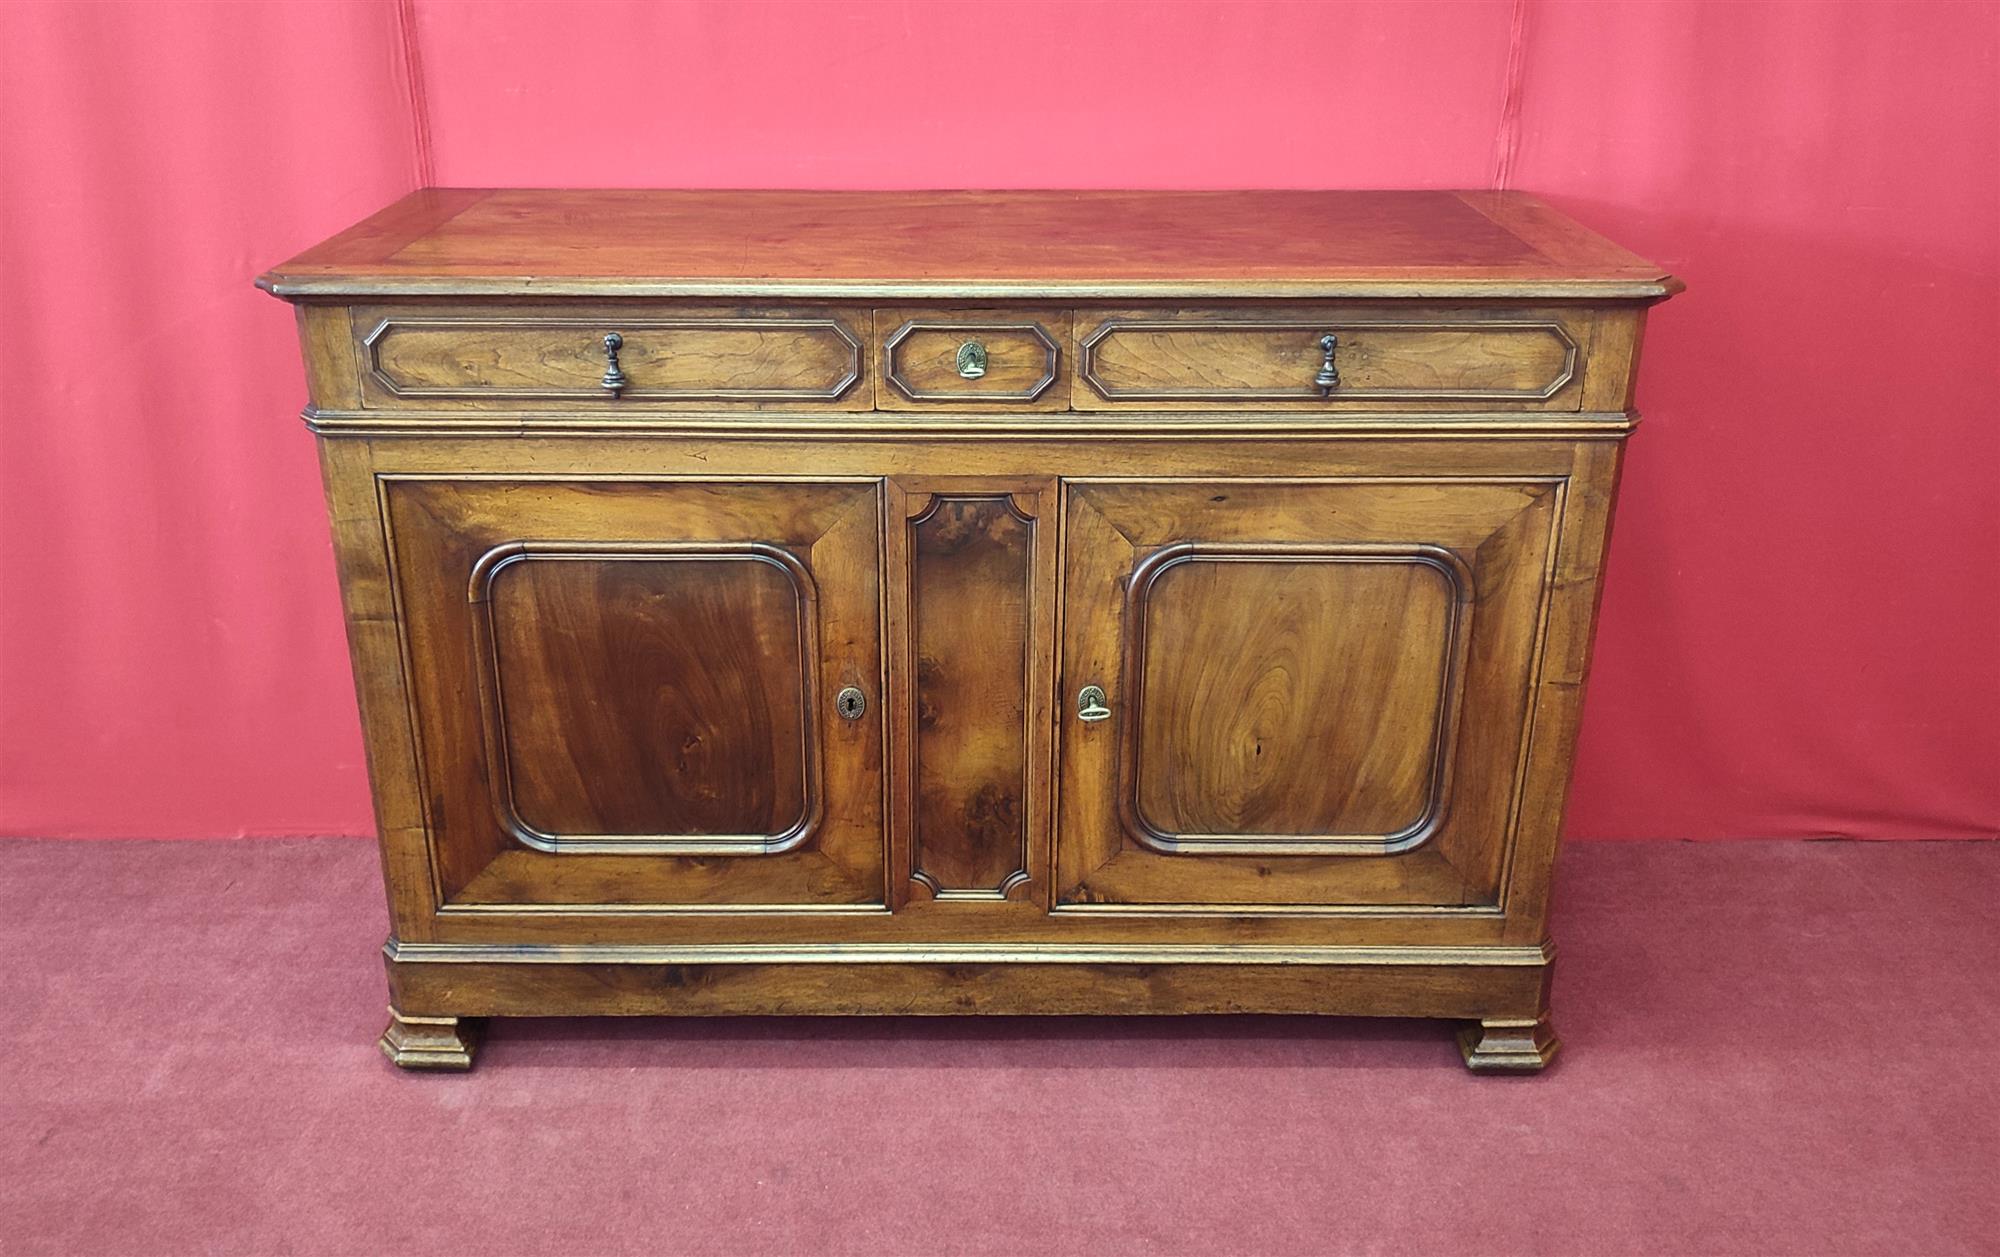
[1057,477,1563,910]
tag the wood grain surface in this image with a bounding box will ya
[1075,307,1582,410]
[908,496,1036,898]
[262,189,1677,1071]
[482,548,811,841]
[878,308,1068,409]
[260,189,1679,299]
[1131,550,1461,842]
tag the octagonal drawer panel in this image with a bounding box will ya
[1073,307,1588,412]
[876,308,1070,411]
[353,305,871,411]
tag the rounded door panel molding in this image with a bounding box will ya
[468,540,824,855]
[1118,541,1473,856]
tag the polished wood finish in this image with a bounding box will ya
[385,945,1552,1022]
[354,303,870,411]
[265,190,1676,1072]
[1058,478,1555,906]
[1459,1014,1562,1073]
[476,544,811,843]
[261,189,1678,299]
[907,494,1038,898]
[878,309,1068,409]
[378,1007,481,1071]
[1073,306,1585,410]
[386,477,885,892]
[1129,546,1462,842]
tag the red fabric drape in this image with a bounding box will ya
[3,0,1994,839]
[0,1,417,836]
[1512,1,2000,840]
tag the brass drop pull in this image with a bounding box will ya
[835,686,867,720]
[1076,685,1111,723]
[601,332,628,395]
[1314,333,1340,396]
[955,340,988,379]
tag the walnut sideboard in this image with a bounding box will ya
[259,190,1678,1071]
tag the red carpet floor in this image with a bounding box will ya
[1,838,1995,1256]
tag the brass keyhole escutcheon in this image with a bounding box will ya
[835,686,867,720]
[955,340,988,379]
[1076,685,1111,723]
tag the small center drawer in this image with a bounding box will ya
[1074,308,1587,411]
[876,309,1071,411]
[353,305,870,410]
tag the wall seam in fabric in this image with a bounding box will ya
[393,0,436,186]
[1489,0,1530,190]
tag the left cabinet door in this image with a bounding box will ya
[382,478,885,910]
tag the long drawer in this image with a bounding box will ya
[351,304,873,410]
[1071,306,1590,411]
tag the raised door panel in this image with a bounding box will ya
[910,497,1032,896]
[1128,544,1468,849]
[1056,478,1562,910]
[385,479,884,910]
[472,542,815,848]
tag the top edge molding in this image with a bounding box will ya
[259,276,1682,302]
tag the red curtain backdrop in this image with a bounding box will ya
[2,0,1994,840]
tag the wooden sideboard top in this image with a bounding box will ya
[259,189,1679,301]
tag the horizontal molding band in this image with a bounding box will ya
[384,940,1556,967]
[438,902,892,916]
[264,276,1680,301]
[301,407,1642,439]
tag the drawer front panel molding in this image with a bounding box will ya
[877,309,1069,409]
[1074,310,1584,410]
[357,308,870,409]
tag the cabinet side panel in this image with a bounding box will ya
[1500,438,1627,940]
[296,305,363,411]
[316,436,438,939]
[1580,306,1647,412]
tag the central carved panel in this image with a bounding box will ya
[908,496,1035,898]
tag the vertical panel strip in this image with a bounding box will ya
[907,495,1036,899]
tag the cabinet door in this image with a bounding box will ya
[1057,478,1562,909]
[384,478,883,909]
